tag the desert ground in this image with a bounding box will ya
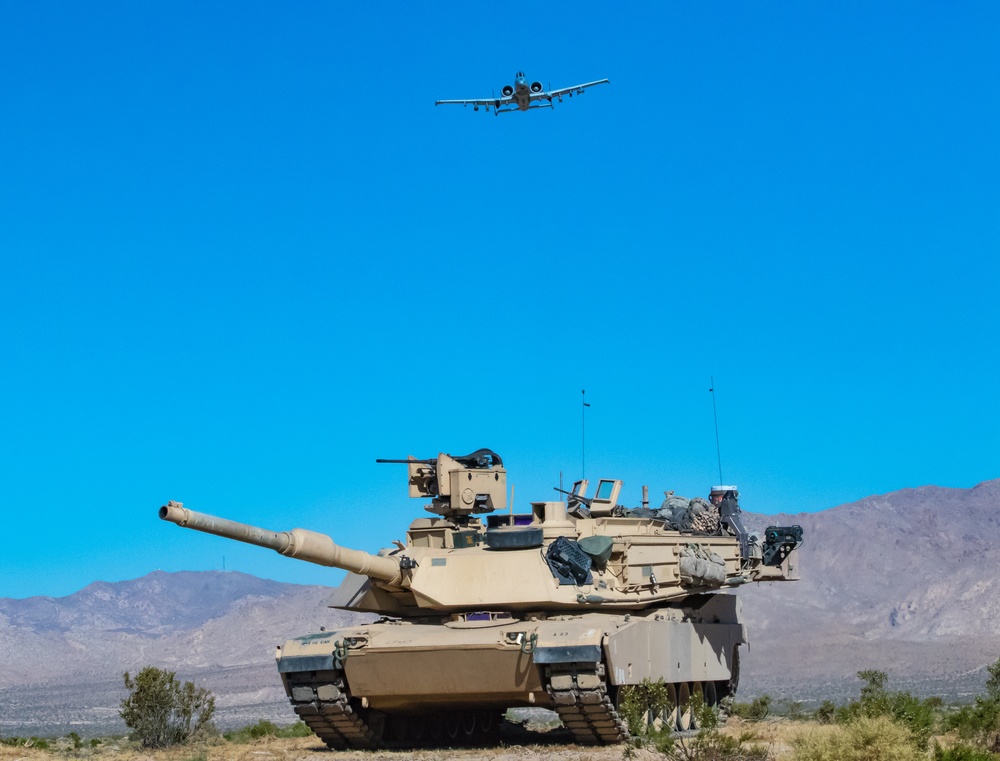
[0,717,891,761]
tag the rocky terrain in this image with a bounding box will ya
[740,478,1000,703]
[0,572,368,737]
[1,479,998,736]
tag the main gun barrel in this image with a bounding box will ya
[158,501,402,585]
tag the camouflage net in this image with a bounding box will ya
[659,494,721,533]
[627,494,721,533]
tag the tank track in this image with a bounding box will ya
[286,673,378,749]
[544,662,630,745]
[284,670,503,749]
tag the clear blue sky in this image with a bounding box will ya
[2,3,997,600]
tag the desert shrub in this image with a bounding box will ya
[3,737,51,749]
[624,692,772,761]
[280,721,311,737]
[946,657,1000,755]
[224,720,311,743]
[619,679,672,736]
[946,702,1000,751]
[791,715,923,761]
[224,720,279,742]
[119,666,216,747]
[813,700,837,724]
[619,680,676,758]
[835,670,937,750]
[933,743,999,761]
[728,694,772,722]
[776,699,807,720]
[679,700,772,760]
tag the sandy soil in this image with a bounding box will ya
[0,718,804,761]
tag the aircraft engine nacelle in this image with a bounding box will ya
[501,85,514,97]
[530,81,543,93]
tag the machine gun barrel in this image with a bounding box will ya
[553,486,593,507]
[158,502,402,585]
[375,458,435,464]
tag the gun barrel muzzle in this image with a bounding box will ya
[159,501,402,584]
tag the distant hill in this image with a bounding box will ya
[740,478,1000,704]
[0,571,366,737]
[1,479,998,736]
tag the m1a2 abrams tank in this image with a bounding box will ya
[159,448,802,749]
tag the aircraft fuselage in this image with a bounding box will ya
[513,74,533,110]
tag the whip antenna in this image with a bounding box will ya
[710,377,723,484]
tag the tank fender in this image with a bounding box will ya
[533,644,601,664]
[532,621,605,664]
[277,630,343,673]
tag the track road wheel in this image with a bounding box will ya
[459,711,477,742]
[409,715,427,743]
[676,682,692,731]
[661,683,678,731]
[690,682,705,729]
[704,681,718,709]
[476,710,500,743]
[386,714,408,742]
[444,712,460,743]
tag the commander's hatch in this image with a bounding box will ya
[589,479,622,518]
[565,479,589,517]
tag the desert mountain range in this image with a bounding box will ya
[739,478,1000,704]
[2,479,997,736]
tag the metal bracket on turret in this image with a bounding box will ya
[332,640,349,669]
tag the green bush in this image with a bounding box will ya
[278,720,312,738]
[680,718,771,760]
[791,715,923,761]
[813,700,837,724]
[618,679,672,737]
[224,720,312,743]
[777,699,807,720]
[835,670,938,750]
[933,743,999,761]
[119,666,216,747]
[946,657,1000,755]
[1,737,51,749]
[728,694,772,722]
[621,689,772,761]
[947,701,1000,755]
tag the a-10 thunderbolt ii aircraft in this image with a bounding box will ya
[435,71,609,114]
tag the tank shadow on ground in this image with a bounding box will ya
[297,718,578,752]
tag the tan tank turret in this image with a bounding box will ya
[158,447,803,749]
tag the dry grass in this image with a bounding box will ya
[0,734,654,761]
[0,718,962,761]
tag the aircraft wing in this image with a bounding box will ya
[435,97,513,107]
[541,78,610,100]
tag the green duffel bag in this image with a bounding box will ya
[577,535,614,568]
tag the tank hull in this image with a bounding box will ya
[276,593,745,748]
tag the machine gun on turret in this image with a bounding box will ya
[376,448,506,520]
[553,486,593,508]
